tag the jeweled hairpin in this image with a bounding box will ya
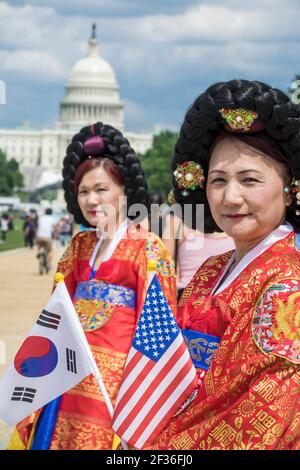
[173,161,205,197]
[219,108,258,132]
[167,189,176,205]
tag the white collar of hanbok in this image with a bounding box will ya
[212,223,294,296]
[89,218,130,268]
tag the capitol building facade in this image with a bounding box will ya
[0,25,152,191]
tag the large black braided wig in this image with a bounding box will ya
[62,122,149,227]
[172,79,300,232]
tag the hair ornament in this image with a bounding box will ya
[219,108,259,132]
[167,189,176,205]
[173,161,205,197]
[62,122,148,226]
[83,135,106,156]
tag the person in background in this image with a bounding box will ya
[0,213,9,242]
[23,214,36,248]
[148,79,300,450]
[163,211,235,300]
[7,213,14,231]
[57,216,72,247]
[30,210,39,232]
[35,208,56,269]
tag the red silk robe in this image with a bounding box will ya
[12,227,176,450]
[150,227,300,450]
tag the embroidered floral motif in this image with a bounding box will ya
[269,393,293,418]
[56,244,73,279]
[232,393,264,418]
[74,299,114,330]
[74,280,136,331]
[253,280,300,364]
[145,234,175,277]
[146,236,160,270]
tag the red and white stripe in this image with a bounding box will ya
[112,333,196,449]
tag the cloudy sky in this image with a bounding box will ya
[1,0,300,132]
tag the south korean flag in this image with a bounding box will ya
[0,278,95,427]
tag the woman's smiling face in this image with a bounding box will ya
[206,137,291,245]
[77,166,125,229]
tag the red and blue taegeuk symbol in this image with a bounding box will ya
[14,336,58,377]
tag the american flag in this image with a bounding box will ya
[112,274,197,449]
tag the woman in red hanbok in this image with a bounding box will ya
[9,122,176,450]
[149,80,300,450]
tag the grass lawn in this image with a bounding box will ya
[0,218,24,253]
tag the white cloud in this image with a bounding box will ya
[0,49,65,80]
[2,1,300,84]
[130,1,300,44]
[0,3,90,81]
[0,3,54,48]
[1,0,300,130]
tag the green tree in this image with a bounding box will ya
[139,131,178,200]
[0,148,24,195]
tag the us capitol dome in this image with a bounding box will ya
[0,24,152,192]
[59,23,124,131]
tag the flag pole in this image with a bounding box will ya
[54,273,129,449]
[115,263,156,448]
[111,264,156,449]
[147,259,156,285]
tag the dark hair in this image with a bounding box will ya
[172,79,300,232]
[45,208,53,215]
[209,130,291,178]
[62,122,149,226]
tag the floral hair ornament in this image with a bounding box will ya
[174,161,205,197]
[219,108,259,132]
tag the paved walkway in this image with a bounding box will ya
[0,244,65,449]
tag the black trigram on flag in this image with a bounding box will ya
[36,309,61,330]
[66,348,77,374]
[11,387,36,403]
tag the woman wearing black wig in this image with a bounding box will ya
[11,122,176,450]
[149,79,300,450]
